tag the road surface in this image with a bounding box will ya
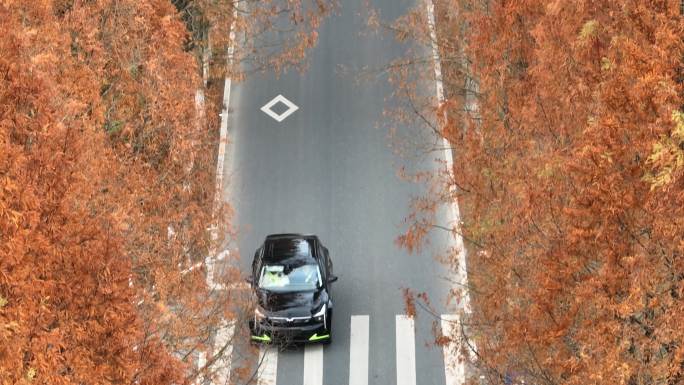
[221,0,465,384]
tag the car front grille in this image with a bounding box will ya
[268,316,312,326]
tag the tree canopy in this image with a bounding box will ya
[395,1,684,384]
[1,0,230,383]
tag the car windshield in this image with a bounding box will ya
[258,263,321,292]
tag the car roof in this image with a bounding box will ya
[262,234,320,264]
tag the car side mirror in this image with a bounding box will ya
[245,277,254,285]
[327,275,338,283]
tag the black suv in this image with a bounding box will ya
[248,234,337,345]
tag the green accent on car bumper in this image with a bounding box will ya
[308,333,330,341]
[251,334,271,342]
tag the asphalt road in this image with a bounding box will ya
[222,1,461,384]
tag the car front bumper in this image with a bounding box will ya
[249,318,330,344]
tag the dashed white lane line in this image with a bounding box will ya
[396,315,417,385]
[257,346,278,385]
[441,314,464,385]
[303,344,324,385]
[349,315,369,385]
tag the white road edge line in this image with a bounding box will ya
[257,346,278,385]
[349,315,370,385]
[303,344,324,385]
[396,315,417,385]
[202,3,239,385]
[424,0,476,368]
[441,314,465,385]
[213,3,239,212]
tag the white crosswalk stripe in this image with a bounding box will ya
[303,344,324,385]
[441,314,465,385]
[256,346,278,385]
[349,315,369,385]
[395,315,417,385]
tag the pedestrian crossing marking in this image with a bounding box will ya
[256,346,278,385]
[441,314,465,385]
[395,315,417,385]
[349,315,369,385]
[213,321,235,385]
[303,344,324,385]
[247,314,463,385]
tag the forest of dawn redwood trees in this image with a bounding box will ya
[396,1,684,384]
[1,0,232,383]
[4,0,684,384]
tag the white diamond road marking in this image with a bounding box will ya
[260,94,299,122]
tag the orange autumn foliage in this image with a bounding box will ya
[0,0,233,383]
[396,1,684,384]
[1,0,332,383]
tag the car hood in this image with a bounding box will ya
[258,288,327,318]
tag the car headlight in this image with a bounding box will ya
[313,304,326,322]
